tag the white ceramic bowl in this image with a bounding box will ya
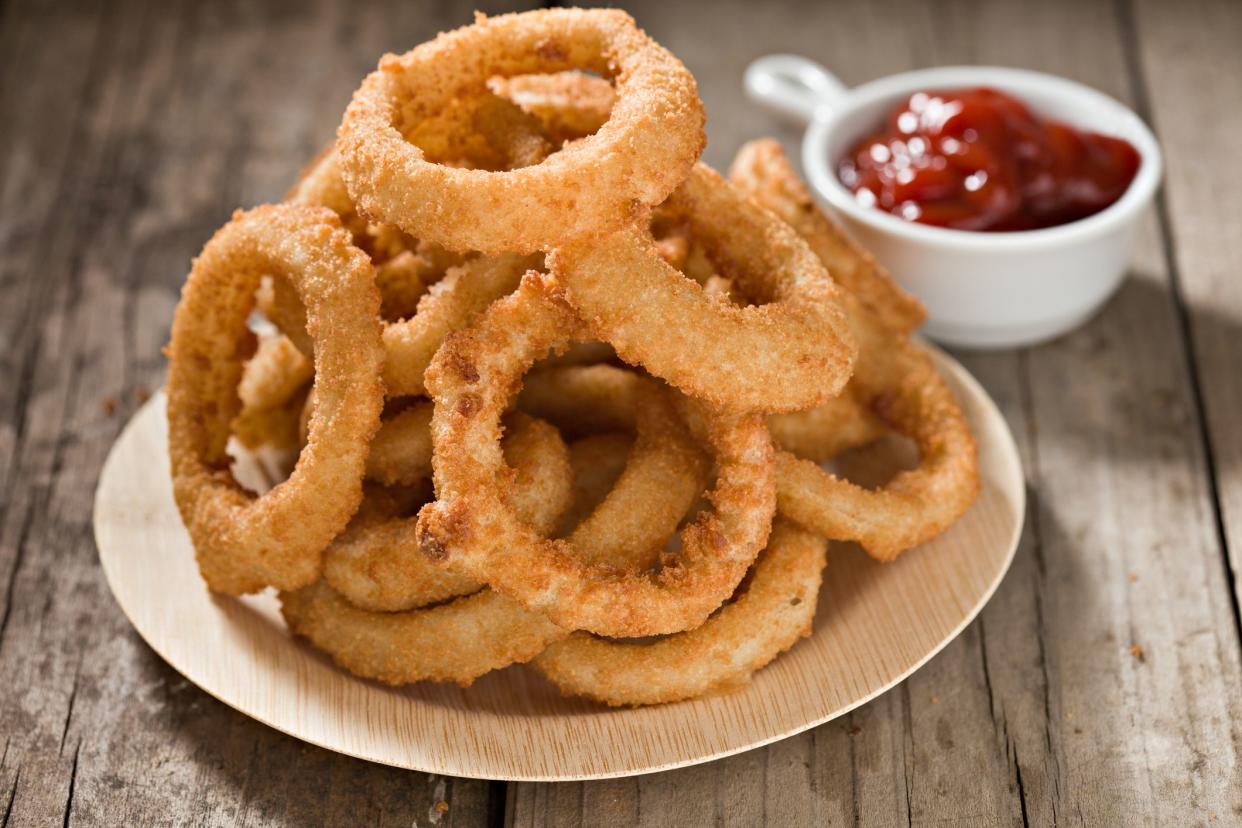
[744,55,1163,349]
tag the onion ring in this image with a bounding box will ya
[519,365,710,569]
[531,340,616,371]
[364,401,434,487]
[517,363,639,438]
[550,164,857,413]
[373,250,433,322]
[283,413,576,685]
[534,521,827,706]
[281,584,566,687]
[768,390,887,464]
[729,138,925,334]
[774,328,979,560]
[715,141,893,460]
[231,333,313,451]
[523,365,709,570]
[167,205,384,594]
[322,412,573,612]
[255,273,314,357]
[487,70,616,143]
[336,8,705,254]
[281,146,544,398]
[403,89,553,171]
[560,432,632,535]
[718,141,977,557]
[261,250,539,399]
[381,252,540,397]
[417,272,775,637]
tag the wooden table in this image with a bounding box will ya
[2,0,1239,824]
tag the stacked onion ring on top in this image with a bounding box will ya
[166,8,979,706]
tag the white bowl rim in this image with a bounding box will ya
[799,64,1163,251]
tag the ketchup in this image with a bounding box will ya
[838,88,1141,232]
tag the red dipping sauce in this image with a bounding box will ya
[837,87,1141,232]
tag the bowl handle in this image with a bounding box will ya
[744,55,848,123]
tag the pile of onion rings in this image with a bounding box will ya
[165,9,979,705]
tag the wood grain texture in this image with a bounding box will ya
[92,345,1022,781]
[1,0,1240,823]
[1132,0,1242,703]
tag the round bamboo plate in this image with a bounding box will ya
[93,349,1023,781]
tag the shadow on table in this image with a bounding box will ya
[954,270,1240,473]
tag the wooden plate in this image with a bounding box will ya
[93,349,1023,781]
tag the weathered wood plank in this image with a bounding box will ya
[1132,0,1242,690]
[510,0,1242,824]
[0,1,119,824]
[0,0,528,825]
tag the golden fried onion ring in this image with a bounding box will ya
[721,140,978,559]
[402,89,553,172]
[726,141,901,460]
[487,70,616,144]
[729,138,925,335]
[518,362,639,438]
[775,328,979,560]
[337,8,705,254]
[417,273,775,637]
[261,250,539,399]
[560,432,633,535]
[286,371,713,685]
[364,402,433,487]
[535,521,827,706]
[532,366,708,570]
[322,413,573,612]
[283,415,575,687]
[281,584,566,687]
[167,205,383,594]
[381,253,539,397]
[279,148,545,398]
[550,164,857,413]
[518,364,710,568]
[231,334,313,451]
[678,259,886,458]
[767,388,887,464]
